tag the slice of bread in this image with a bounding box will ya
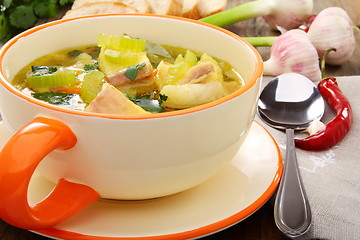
[122,0,151,13]
[72,0,151,13]
[63,2,139,19]
[181,0,200,19]
[197,0,227,18]
[147,0,182,16]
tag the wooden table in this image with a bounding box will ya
[0,0,359,239]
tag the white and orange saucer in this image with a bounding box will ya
[0,121,282,240]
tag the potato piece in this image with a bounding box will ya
[160,81,225,109]
[85,83,148,115]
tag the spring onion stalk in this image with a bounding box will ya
[200,0,313,30]
[242,36,277,47]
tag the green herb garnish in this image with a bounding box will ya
[86,46,101,59]
[31,92,76,105]
[0,0,75,43]
[159,94,168,102]
[134,99,163,113]
[145,41,172,59]
[31,66,57,76]
[124,62,146,81]
[84,61,99,71]
[67,49,83,58]
[126,94,167,113]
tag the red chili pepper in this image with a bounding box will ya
[295,48,353,151]
[294,77,352,151]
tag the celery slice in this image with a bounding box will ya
[99,47,148,75]
[166,50,198,85]
[98,34,146,52]
[103,49,140,65]
[173,54,184,65]
[26,71,77,91]
[80,70,105,104]
[184,50,198,65]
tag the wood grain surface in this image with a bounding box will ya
[0,0,359,239]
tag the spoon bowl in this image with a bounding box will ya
[258,73,324,130]
[258,72,325,238]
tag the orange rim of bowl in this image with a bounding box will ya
[0,14,263,120]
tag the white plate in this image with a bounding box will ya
[0,121,282,240]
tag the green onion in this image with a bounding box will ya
[199,0,313,30]
[200,1,271,27]
[243,37,278,47]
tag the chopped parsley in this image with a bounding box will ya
[124,62,146,81]
[85,46,101,59]
[0,0,75,43]
[31,92,76,105]
[31,66,57,76]
[67,49,83,58]
[84,61,99,71]
[127,94,168,113]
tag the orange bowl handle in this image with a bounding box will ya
[0,117,100,230]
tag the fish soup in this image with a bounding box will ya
[12,34,245,115]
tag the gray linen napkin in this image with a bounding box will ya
[257,76,360,240]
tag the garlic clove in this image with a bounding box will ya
[307,7,355,65]
[263,0,314,30]
[304,120,326,135]
[263,29,321,82]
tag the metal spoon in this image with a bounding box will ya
[258,73,325,238]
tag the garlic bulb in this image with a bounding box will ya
[263,29,321,82]
[307,7,355,65]
[263,0,314,30]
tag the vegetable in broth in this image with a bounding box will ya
[12,34,245,115]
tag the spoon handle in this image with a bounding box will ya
[274,128,311,238]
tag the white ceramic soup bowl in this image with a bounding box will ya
[0,14,263,230]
